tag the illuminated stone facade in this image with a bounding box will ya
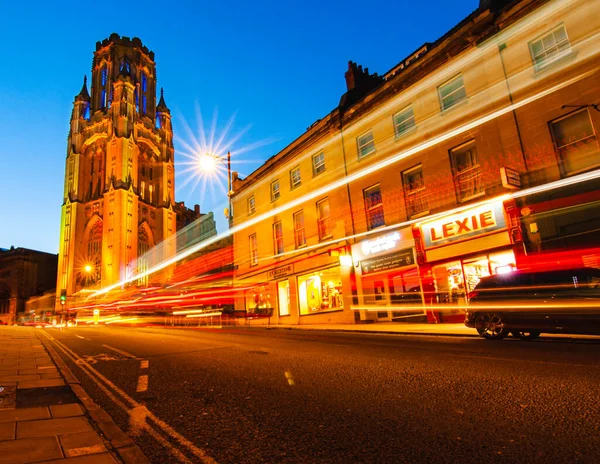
[231,0,600,324]
[57,34,191,309]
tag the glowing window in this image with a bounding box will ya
[530,25,571,71]
[550,109,599,175]
[402,165,428,218]
[312,152,325,176]
[364,184,385,230]
[317,198,332,240]
[393,105,416,137]
[357,131,375,158]
[439,74,467,111]
[271,180,280,201]
[273,221,284,255]
[248,195,256,215]
[249,234,258,266]
[290,166,301,189]
[293,210,306,248]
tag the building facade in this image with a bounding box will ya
[0,247,58,325]
[56,34,200,312]
[231,0,600,325]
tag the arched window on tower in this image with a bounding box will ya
[83,220,103,287]
[120,59,131,75]
[100,66,108,109]
[137,226,151,287]
[141,72,148,115]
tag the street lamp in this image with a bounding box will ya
[197,151,233,226]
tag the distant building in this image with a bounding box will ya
[0,247,58,325]
[173,203,217,252]
[230,0,600,325]
[57,34,203,312]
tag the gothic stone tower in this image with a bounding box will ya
[57,34,177,308]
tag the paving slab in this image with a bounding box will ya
[50,403,84,418]
[59,431,107,457]
[0,422,15,441]
[0,436,63,464]
[17,379,65,389]
[16,416,92,439]
[0,406,50,423]
[41,453,118,463]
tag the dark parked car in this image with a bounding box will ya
[465,267,600,340]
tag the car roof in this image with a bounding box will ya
[475,267,600,289]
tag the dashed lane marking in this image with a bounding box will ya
[140,360,149,369]
[136,375,148,393]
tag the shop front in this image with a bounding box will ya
[351,228,424,322]
[414,200,522,323]
[237,251,354,325]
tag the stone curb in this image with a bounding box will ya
[38,334,149,464]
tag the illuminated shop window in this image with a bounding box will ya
[438,74,466,111]
[357,130,376,158]
[550,109,599,175]
[364,184,385,230]
[312,151,325,176]
[402,165,428,218]
[450,140,483,202]
[298,269,343,315]
[393,105,416,138]
[293,210,306,248]
[530,25,571,71]
[245,285,273,316]
[277,280,290,317]
[316,198,332,240]
[290,166,301,189]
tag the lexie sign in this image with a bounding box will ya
[420,202,506,248]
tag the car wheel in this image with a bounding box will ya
[474,313,509,340]
[511,331,541,341]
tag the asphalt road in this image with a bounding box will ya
[42,326,600,464]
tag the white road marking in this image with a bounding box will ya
[140,359,149,369]
[102,344,138,359]
[136,375,149,392]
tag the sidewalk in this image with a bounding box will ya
[0,326,146,464]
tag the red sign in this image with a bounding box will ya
[420,202,506,248]
[430,211,495,242]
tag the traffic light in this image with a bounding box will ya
[60,290,66,306]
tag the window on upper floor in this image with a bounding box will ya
[249,234,258,266]
[273,221,284,255]
[393,105,416,138]
[438,74,467,112]
[550,108,599,176]
[312,151,325,176]
[357,131,376,158]
[271,180,280,201]
[293,210,306,248]
[450,140,483,202]
[100,66,108,109]
[530,24,571,72]
[316,198,332,240]
[364,184,385,230]
[248,195,256,215]
[402,165,428,218]
[290,166,301,189]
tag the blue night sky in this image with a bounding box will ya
[0,0,478,254]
